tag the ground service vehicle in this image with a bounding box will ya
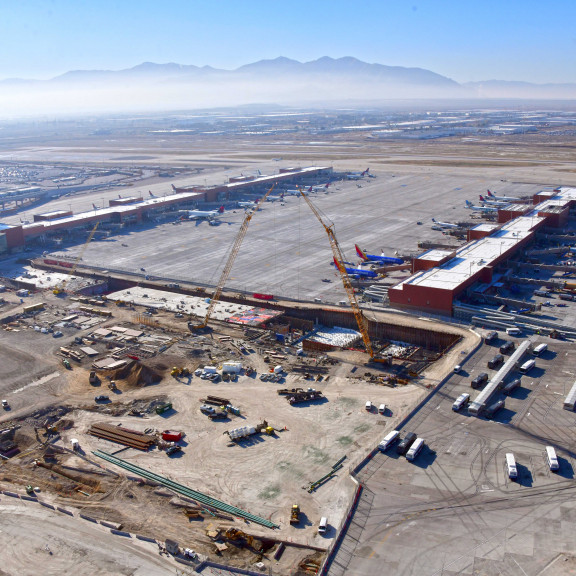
[500,341,515,355]
[546,446,559,471]
[290,504,300,525]
[471,372,489,389]
[506,453,518,479]
[452,393,470,411]
[487,354,504,369]
[406,438,425,461]
[365,401,372,411]
[396,432,417,455]
[532,343,547,356]
[454,364,462,373]
[1,399,8,410]
[378,430,399,451]
[378,403,386,414]
[503,378,521,395]
[506,327,522,336]
[519,359,536,374]
[484,331,498,343]
[318,517,328,534]
[485,399,505,419]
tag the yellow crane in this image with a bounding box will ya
[189,185,275,330]
[53,221,99,295]
[299,191,387,363]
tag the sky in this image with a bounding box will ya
[0,0,575,84]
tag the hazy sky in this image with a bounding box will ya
[1,0,575,83]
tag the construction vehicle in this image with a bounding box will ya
[290,504,301,525]
[89,371,98,385]
[188,185,276,331]
[299,191,388,364]
[53,221,100,295]
[170,366,189,377]
[62,359,71,370]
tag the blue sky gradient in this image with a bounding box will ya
[1,0,574,83]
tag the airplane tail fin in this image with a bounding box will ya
[479,195,485,202]
[487,189,493,197]
[171,184,177,192]
[308,186,313,193]
[149,190,155,197]
[333,257,346,274]
[218,206,225,213]
[92,203,98,210]
[355,244,368,260]
[465,200,473,207]
[325,182,331,188]
[432,217,436,222]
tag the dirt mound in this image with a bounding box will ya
[102,361,162,388]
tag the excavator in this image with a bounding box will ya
[299,191,389,364]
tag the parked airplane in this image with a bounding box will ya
[308,182,332,193]
[267,193,285,202]
[355,245,403,265]
[465,200,498,213]
[347,168,369,180]
[181,206,224,220]
[238,201,256,209]
[479,195,509,206]
[486,189,520,202]
[333,257,378,279]
[431,218,459,229]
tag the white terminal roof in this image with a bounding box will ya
[472,223,499,232]
[21,191,203,232]
[397,212,545,291]
[418,249,454,261]
[223,166,331,191]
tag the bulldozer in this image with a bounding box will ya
[290,504,301,525]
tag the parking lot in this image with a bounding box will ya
[328,332,576,576]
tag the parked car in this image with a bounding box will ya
[166,445,182,456]
[200,404,215,415]
[94,395,109,402]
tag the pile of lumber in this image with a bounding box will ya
[88,422,156,450]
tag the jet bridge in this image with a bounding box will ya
[468,340,531,415]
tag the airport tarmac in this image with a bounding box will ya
[328,334,576,576]
[39,174,544,303]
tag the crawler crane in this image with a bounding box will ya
[299,191,387,363]
[188,185,275,330]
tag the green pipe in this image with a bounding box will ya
[93,450,278,529]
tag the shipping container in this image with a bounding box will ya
[253,293,274,300]
[162,430,183,442]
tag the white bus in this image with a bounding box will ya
[452,393,470,412]
[506,453,518,479]
[546,446,559,471]
[378,430,399,452]
[532,343,548,356]
[519,359,536,374]
[406,438,425,461]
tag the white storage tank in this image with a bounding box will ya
[222,362,242,374]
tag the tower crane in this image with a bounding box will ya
[53,221,100,295]
[299,191,387,363]
[189,185,275,331]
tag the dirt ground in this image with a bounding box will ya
[0,284,477,573]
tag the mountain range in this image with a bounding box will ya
[1,57,574,117]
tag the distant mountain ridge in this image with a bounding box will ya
[1,57,575,117]
[2,56,459,87]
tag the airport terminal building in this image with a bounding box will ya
[388,187,575,315]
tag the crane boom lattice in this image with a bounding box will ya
[191,185,275,330]
[299,191,381,361]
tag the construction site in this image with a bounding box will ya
[3,112,576,575]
